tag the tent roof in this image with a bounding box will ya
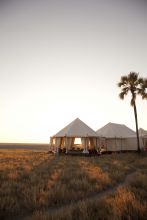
[139,128,147,137]
[96,122,136,138]
[53,118,98,137]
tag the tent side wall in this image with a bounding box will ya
[106,138,125,151]
[104,137,143,152]
[125,137,143,151]
[124,138,137,151]
[143,137,147,149]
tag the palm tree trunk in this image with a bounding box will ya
[133,102,140,153]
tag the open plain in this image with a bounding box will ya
[0,149,147,220]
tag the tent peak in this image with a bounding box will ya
[53,118,98,137]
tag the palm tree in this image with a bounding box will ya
[118,72,147,152]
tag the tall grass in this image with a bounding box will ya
[0,150,146,220]
[28,187,147,220]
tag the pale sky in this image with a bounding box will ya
[0,0,147,143]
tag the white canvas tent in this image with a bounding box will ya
[139,128,147,136]
[142,134,147,150]
[50,118,99,154]
[139,128,147,150]
[96,122,143,151]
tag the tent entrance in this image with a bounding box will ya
[73,138,82,150]
[74,138,81,145]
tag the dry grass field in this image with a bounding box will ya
[0,149,147,220]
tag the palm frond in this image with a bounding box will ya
[137,88,144,95]
[121,76,128,83]
[145,79,147,85]
[142,93,147,99]
[117,82,123,87]
[143,79,147,88]
[138,77,144,84]
[137,78,147,99]
[118,75,128,88]
[128,72,138,82]
[122,87,129,94]
[119,92,126,100]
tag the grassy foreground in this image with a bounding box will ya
[0,149,147,220]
